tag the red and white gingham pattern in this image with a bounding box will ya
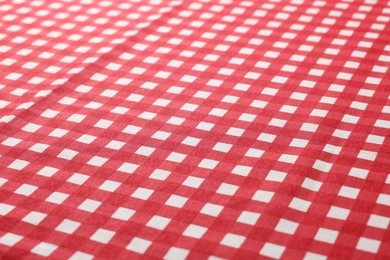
[1,0,389,259]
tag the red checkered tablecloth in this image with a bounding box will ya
[1,0,389,259]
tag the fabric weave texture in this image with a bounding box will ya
[0,0,389,259]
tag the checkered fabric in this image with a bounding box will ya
[1,0,389,259]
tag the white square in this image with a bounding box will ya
[122,125,141,135]
[0,233,22,246]
[313,160,332,172]
[356,237,380,253]
[232,165,252,176]
[56,219,81,234]
[150,169,171,181]
[314,228,339,244]
[252,190,274,203]
[146,215,171,230]
[22,211,47,225]
[15,184,37,196]
[90,228,115,244]
[281,105,298,114]
[269,118,287,127]
[366,134,385,145]
[138,112,157,120]
[112,207,135,221]
[46,192,69,204]
[22,123,41,133]
[164,247,189,259]
[239,113,256,122]
[87,156,108,167]
[216,183,238,196]
[8,159,29,170]
[193,64,208,71]
[260,242,286,259]
[111,106,129,114]
[278,154,298,164]
[141,82,157,90]
[29,143,49,153]
[338,186,360,199]
[2,137,22,147]
[226,127,245,136]
[209,108,227,117]
[194,90,211,98]
[118,163,138,174]
[302,178,322,191]
[367,214,389,229]
[180,75,196,83]
[245,148,265,158]
[201,203,223,216]
[37,166,58,177]
[290,92,307,100]
[183,224,207,238]
[85,102,102,109]
[166,152,186,163]
[245,72,260,80]
[265,171,287,182]
[181,103,199,112]
[220,233,246,248]
[304,252,327,260]
[0,203,15,216]
[348,167,368,179]
[342,114,359,124]
[76,134,96,144]
[300,123,318,132]
[67,173,89,185]
[91,73,108,81]
[166,116,185,125]
[0,178,6,186]
[49,128,68,137]
[323,144,342,155]
[101,89,118,97]
[58,149,78,160]
[250,100,267,108]
[357,150,377,161]
[59,97,76,105]
[213,142,232,153]
[350,101,368,110]
[198,159,219,169]
[69,251,93,260]
[310,109,327,117]
[377,194,390,206]
[262,87,278,95]
[165,195,188,208]
[94,119,113,129]
[275,219,299,235]
[99,180,121,192]
[78,199,102,212]
[31,242,58,257]
[333,129,351,139]
[135,146,155,156]
[289,197,311,212]
[127,93,143,102]
[127,237,151,253]
[152,131,171,140]
[75,85,92,93]
[131,188,153,200]
[237,211,260,225]
[182,176,204,188]
[327,206,350,220]
[258,133,276,143]
[66,114,86,123]
[196,122,214,131]
[105,140,126,150]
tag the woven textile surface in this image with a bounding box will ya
[0,0,389,259]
